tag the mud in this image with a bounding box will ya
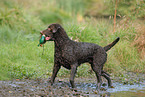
[0,78,109,97]
[0,73,145,97]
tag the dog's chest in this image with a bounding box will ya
[55,50,74,69]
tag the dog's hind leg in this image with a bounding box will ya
[91,51,107,90]
[101,70,110,76]
[101,71,112,88]
[91,64,102,89]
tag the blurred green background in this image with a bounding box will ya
[0,0,145,80]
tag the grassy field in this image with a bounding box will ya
[0,0,145,80]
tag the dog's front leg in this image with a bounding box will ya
[70,64,78,88]
[50,63,61,85]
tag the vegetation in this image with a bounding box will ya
[0,0,145,80]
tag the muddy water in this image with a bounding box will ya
[0,77,145,97]
[108,82,145,97]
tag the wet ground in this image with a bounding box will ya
[0,73,145,97]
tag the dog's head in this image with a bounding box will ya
[39,23,61,44]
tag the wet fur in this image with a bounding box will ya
[40,23,120,89]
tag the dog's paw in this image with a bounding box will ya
[102,83,107,86]
[100,87,107,91]
[70,88,78,92]
[109,85,114,88]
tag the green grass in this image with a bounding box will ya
[0,0,145,80]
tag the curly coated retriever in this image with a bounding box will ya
[39,23,120,89]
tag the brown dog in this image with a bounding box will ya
[39,23,120,89]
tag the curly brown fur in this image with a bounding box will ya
[40,23,120,89]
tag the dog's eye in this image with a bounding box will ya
[48,28,53,33]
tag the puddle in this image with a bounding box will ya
[108,82,145,93]
[111,90,145,97]
[109,82,145,97]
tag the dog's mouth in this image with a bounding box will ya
[40,31,51,41]
[38,33,51,47]
[45,36,51,41]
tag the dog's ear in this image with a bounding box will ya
[52,26,60,33]
[48,24,60,33]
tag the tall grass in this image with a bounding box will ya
[0,0,144,80]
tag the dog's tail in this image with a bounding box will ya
[104,37,120,52]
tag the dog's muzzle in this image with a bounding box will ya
[40,31,51,41]
[38,32,51,47]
